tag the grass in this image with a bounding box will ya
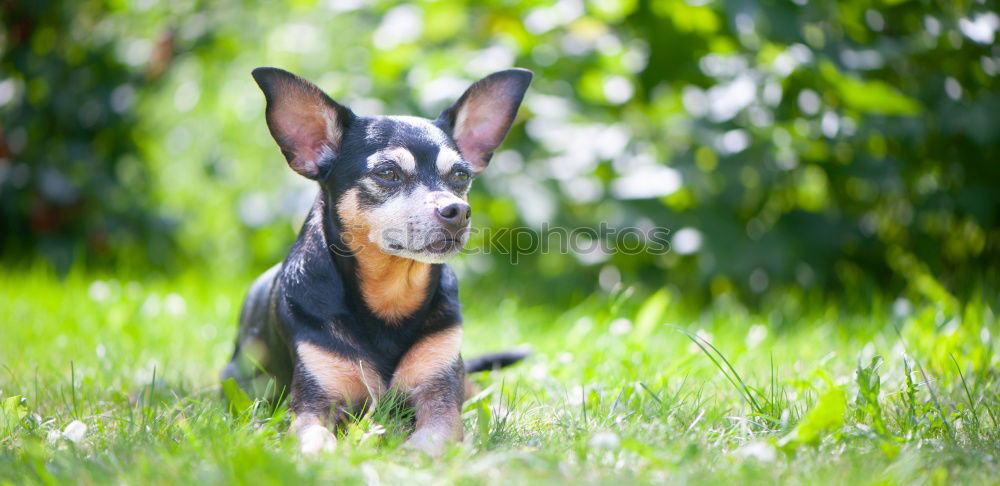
[1,266,998,484]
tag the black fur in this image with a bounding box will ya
[222,195,463,396]
[464,349,531,373]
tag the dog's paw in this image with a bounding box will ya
[403,429,449,457]
[298,424,337,455]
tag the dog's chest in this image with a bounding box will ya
[347,317,433,380]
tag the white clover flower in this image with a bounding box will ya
[588,431,621,450]
[62,420,87,443]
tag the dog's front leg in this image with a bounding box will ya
[291,340,385,454]
[391,326,465,456]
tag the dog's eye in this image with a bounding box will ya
[374,168,400,182]
[449,169,470,185]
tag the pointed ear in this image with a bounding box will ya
[436,69,532,173]
[252,67,354,179]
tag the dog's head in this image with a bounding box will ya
[252,67,531,264]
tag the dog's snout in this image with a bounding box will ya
[436,202,471,228]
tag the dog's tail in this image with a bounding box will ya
[464,348,531,373]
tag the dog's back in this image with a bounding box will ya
[220,263,290,397]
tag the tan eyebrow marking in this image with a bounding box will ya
[367,146,417,173]
[436,147,462,175]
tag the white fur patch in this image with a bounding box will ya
[298,424,337,455]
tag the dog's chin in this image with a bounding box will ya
[378,239,465,264]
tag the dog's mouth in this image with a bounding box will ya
[421,238,462,254]
[384,237,463,255]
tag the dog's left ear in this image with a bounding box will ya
[436,69,532,173]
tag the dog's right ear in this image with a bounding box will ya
[252,67,354,180]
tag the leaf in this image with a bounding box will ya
[634,289,669,338]
[854,355,883,409]
[476,399,492,445]
[780,387,846,448]
[1,395,28,431]
[821,61,921,115]
[838,78,921,115]
[221,378,252,415]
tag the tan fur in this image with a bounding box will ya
[337,189,431,322]
[296,341,385,405]
[369,146,417,173]
[395,326,466,453]
[391,326,463,391]
[435,146,462,175]
[354,247,430,322]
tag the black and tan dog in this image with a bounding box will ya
[221,67,532,455]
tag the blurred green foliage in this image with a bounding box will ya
[0,0,177,269]
[2,0,998,301]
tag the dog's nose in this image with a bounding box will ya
[436,202,471,228]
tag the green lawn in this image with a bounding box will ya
[1,267,997,484]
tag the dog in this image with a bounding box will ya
[221,66,532,456]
